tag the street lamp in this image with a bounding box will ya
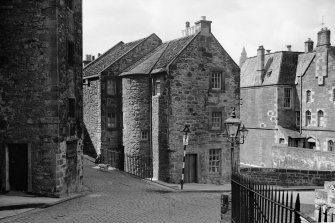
[223,108,248,172]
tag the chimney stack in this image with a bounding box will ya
[83,54,93,67]
[256,46,265,84]
[317,27,331,47]
[304,38,314,52]
[194,16,212,34]
[286,45,292,51]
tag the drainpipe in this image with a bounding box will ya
[300,76,302,134]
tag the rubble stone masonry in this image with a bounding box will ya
[0,0,83,197]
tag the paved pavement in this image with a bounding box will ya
[1,158,223,223]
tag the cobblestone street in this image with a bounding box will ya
[2,159,222,223]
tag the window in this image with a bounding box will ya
[295,111,300,127]
[68,98,75,118]
[154,79,160,96]
[141,131,149,141]
[305,111,311,126]
[107,111,117,129]
[209,149,221,173]
[67,41,75,66]
[283,88,291,108]
[211,111,222,130]
[211,72,222,90]
[328,140,334,152]
[279,138,285,144]
[317,110,324,127]
[333,89,335,102]
[306,90,311,103]
[107,79,116,95]
[65,0,73,10]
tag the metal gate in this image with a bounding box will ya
[231,172,331,223]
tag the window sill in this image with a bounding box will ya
[209,89,224,93]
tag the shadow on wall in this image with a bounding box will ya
[83,124,96,159]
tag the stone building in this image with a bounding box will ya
[240,28,335,170]
[84,17,240,184]
[0,0,84,197]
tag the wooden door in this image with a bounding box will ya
[185,154,197,183]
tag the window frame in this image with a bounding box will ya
[140,131,149,141]
[153,79,161,96]
[209,149,221,174]
[211,111,222,131]
[328,140,334,152]
[306,90,311,103]
[107,109,117,130]
[106,79,117,96]
[283,88,292,108]
[295,111,300,127]
[211,72,222,90]
[305,110,311,126]
[317,110,324,127]
[333,89,335,102]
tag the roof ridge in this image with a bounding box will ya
[83,41,124,70]
[100,34,154,74]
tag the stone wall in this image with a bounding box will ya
[122,75,151,157]
[166,31,240,184]
[0,0,83,197]
[272,145,335,170]
[83,78,101,156]
[241,167,335,186]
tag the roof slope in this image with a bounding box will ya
[241,51,300,87]
[295,52,315,84]
[83,37,147,77]
[121,35,196,76]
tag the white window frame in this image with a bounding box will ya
[211,111,222,130]
[211,72,222,90]
[209,149,221,173]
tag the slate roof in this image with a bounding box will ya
[278,126,306,139]
[120,34,197,76]
[294,52,315,84]
[241,51,300,87]
[83,37,148,78]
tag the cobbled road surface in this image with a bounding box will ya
[3,159,222,223]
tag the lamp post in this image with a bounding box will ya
[223,108,248,173]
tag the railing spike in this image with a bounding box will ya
[324,207,328,222]
[318,206,322,222]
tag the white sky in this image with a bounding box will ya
[83,0,335,64]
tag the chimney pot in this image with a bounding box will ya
[304,38,314,53]
[92,56,95,60]
[98,53,101,57]
[185,21,190,28]
[286,45,292,51]
[201,16,206,20]
[266,50,271,54]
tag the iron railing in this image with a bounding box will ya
[124,154,153,180]
[100,148,153,180]
[231,172,332,223]
[100,148,124,170]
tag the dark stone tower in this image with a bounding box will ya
[0,0,83,197]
